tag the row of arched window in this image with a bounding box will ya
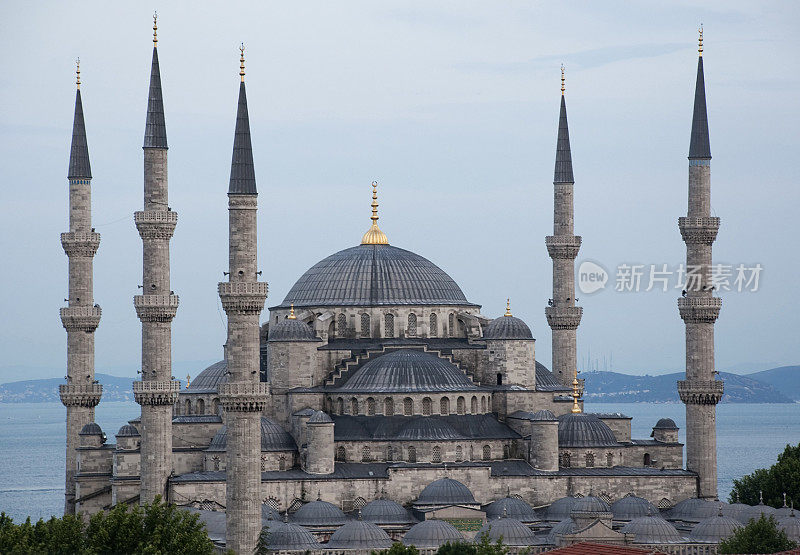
[335,443,505,463]
[559,452,617,468]
[330,394,490,416]
[179,397,220,416]
[331,311,464,339]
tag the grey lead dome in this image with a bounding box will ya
[483,315,533,340]
[415,477,475,506]
[402,519,463,548]
[557,413,619,447]
[268,318,321,342]
[325,519,393,549]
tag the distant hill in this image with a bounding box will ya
[746,366,800,401]
[0,374,184,403]
[581,371,794,403]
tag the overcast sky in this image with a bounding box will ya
[1,1,798,382]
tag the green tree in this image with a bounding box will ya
[436,541,477,555]
[718,514,797,554]
[730,443,800,507]
[373,542,420,555]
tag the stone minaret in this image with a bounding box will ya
[219,45,269,554]
[545,67,583,388]
[60,60,103,515]
[677,28,723,499]
[132,16,180,504]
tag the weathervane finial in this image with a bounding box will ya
[76,58,81,89]
[239,43,245,82]
[153,12,158,47]
[288,303,296,319]
[360,181,389,245]
[561,64,565,95]
[698,25,703,57]
[505,298,512,317]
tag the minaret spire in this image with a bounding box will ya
[68,59,91,180]
[689,26,711,160]
[144,13,167,149]
[229,44,257,195]
[554,66,574,184]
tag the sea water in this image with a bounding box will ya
[1,401,798,522]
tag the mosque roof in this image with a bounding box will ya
[557,413,619,447]
[689,513,743,543]
[611,494,658,521]
[268,318,322,342]
[483,315,533,340]
[535,362,572,392]
[275,244,475,309]
[668,498,720,522]
[402,519,463,548]
[187,360,227,391]
[484,496,540,523]
[361,499,416,525]
[415,477,475,506]
[739,502,777,524]
[572,495,611,514]
[475,516,545,546]
[207,417,296,452]
[621,514,683,544]
[332,349,480,393]
[545,497,578,521]
[263,520,322,550]
[332,414,519,442]
[547,518,576,543]
[325,517,393,549]
[291,498,348,527]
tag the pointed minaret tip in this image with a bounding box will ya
[689,25,711,160]
[554,66,574,183]
[68,59,91,180]
[229,46,257,195]
[144,13,168,149]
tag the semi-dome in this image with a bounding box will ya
[571,495,611,514]
[668,498,719,522]
[621,515,683,544]
[485,497,539,523]
[116,424,140,437]
[262,520,321,551]
[335,349,480,393]
[276,244,475,309]
[690,513,743,543]
[326,518,393,550]
[187,360,227,391]
[292,498,348,527]
[483,315,533,340]
[402,519,463,548]
[415,477,476,506]
[475,516,544,546]
[611,494,658,521]
[545,496,578,521]
[268,317,321,342]
[361,499,415,525]
[79,422,103,436]
[557,413,619,448]
[207,417,296,452]
[546,518,576,544]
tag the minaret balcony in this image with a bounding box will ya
[133,380,180,406]
[60,306,102,331]
[61,231,101,257]
[545,306,583,330]
[218,282,268,315]
[678,217,720,245]
[677,380,724,405]
[678,296,721,323]
[219,382,270,412]
[134,210,178,240]
[545,235,582,259]
[133,294,179,322]
[59,383,103,407]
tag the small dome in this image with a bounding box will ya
[531,409,557,421]
[545,496,578,521]
[653,418,678,429]
[207,418,296,452]
[292,499,348,527]
[308,410,333,424]
[261,505,282,521]
[483,316,533,340]
[739,503,777,524]
[475,517,544,546]
[415,478,475,506]
[402,519,463,548]
[778,512,800,542]
[775,505,794,519]
[611,495,658,521]
[722,503,750,521]
[690,514,743,543]
[79,422,103,436]
[546,518,576,544]
[361,499,415,525]
[621,515,683,544]
[187,360,227,390]
[116,424,140,437]
[571,495,611,515]
[336,350,479,393]
[557,413,618,448]
[668,498,719,522]
[326,518,393,550]
[485,497,539,523]
[268,318,321,342]
[262,521,321,551]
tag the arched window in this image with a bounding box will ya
[440,397,450,415]
[482,445,491,461]
[350,398,359,415]
[367,397,376,415]
[457,396,465,415]
[408,446,417,463]
[212,398,220,415]
[384,313,395,338]
[496,373,503,385]
[471,396,478,414]
[407,313,417,336]
[586,453,595,467]
[422,397,432,416]
[448,313,455,337]
[387,446,393,462]
[384,397,394,416]
[337,313,347,336]
[337,397,344,415]
[196,398,205,415]
[481,397,487,412]
[503,445,510,459]
[432,446,442,463]
[185,399,192,415]
[429,313,438,337]
[362,446,371,462]
[361,313,370,337]
[606,453,614,467]
[560,452,571,468]
[403,397,413,416]
[455,445,463,461]
[279,455,286,471]
[644,453,651,466]
[336,446,346,462]
[212,456,220,470]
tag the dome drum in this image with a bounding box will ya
[327,391,492,417]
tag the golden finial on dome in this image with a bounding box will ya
[186,373,190,388]
[360,181,389,245]
[239,43,245,82]
[76,58,81,89]
[288,303,296,319]
[504,298,512,317]
[561,64,565,95]
[571,369,582,413]
[153,11,158,47]
[698,24,703,57]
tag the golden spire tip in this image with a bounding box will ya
[561,64,565,95]
[153,11,158,47]
[239,43,245,82]
[504,298,512,317]
[698,24,703,57]
[186,373,190,387]
[361,180,389,245]
[571,367,582,413]
[288,303,296,319]
[76,57,81,89]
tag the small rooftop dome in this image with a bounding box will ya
[483,315,533,340]
[308,410,333,424]
[187,360,227,391]
[361,499,415,525]
[546,518,576,544]
[207,417,296,453]
[668,498,720,522]
[739,502,777,524]
[621,515,683,544]
[531,409,558,421]
[557,413,618,448]
[292,498,348,527]
[690,513,743,543]
[79,422,103,436]
[571,495,611,515]
[484,497,539,523]
[611,494,658,521]
[474,516,544,546]
[262,521,321,551]
[722,502,750,521]
[653,418,678,429]
[116,424,140,437]
[545,496,578,521]
[402,519,463,548]
[778,511,800,542]
[268,318,321,342]
[325,518,393,550]
[415,477,475,506]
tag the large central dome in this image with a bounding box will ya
[277,244,474,308]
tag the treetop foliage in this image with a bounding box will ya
[718,514,797,554]
[730,442,800,508]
